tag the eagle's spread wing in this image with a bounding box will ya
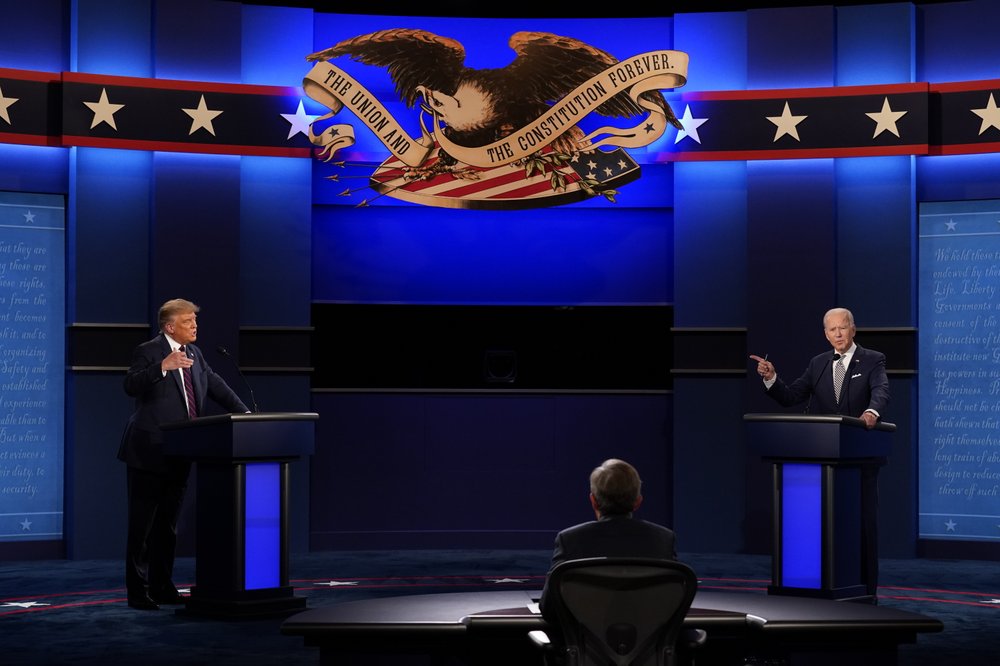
[307,29,466,109]
[504,32,682,129]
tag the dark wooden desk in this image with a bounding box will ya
[281,589,942,665]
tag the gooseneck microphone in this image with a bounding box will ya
[216,345,259,413]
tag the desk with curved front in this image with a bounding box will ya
[281,588,942,665]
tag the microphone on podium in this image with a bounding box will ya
[216,345,259,413]
[806,353,841,414]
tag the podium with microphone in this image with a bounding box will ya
[745,413,893,602]
[162,410,318,618]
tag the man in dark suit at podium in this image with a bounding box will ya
[750,307,889,427]
[118,298,249,611]
[539,458,677,618]
[750,307,889,599]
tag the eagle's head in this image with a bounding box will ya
[416,81,503,144]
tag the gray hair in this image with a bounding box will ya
[823,307,855,328]
[590,458,642,515]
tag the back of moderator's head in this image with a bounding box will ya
[590,458,641,516]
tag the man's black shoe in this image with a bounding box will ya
[127,594,160,611]
[151,590,188,605]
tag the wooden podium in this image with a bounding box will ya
[744,413,894,601]
[162,411,318,618]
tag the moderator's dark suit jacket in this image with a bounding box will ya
[118,334,249,473]
[766,344,890,418]
[539,514,678,617]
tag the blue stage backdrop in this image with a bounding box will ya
[918,199,1000,543]
[0,191,65,544]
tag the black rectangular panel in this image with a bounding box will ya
[310,304,672,390]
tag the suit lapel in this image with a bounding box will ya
[160,335,185,397]
[840,349,864,403]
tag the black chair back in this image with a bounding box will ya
[543,557,698,666]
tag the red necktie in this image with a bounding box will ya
[179,345,198,419]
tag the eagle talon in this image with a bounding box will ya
[402,158,479,183]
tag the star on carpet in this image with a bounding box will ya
[2,601,50,609]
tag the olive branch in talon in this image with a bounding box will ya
[577,177,619,203]
[521,149,620,202]
[522,151,575,192]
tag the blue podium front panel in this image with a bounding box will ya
[245,462,281,590]
[781,463,822,589]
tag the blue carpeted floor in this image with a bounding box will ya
[1,550,997,665]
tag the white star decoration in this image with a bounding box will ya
[767,101,807,142]
[280,100,319,140]
[675,105,707,145]
[0,85,19,125]
[944,519,957,531]
[20,518,31,530]
[866,97,907,138]
[23,211,36,224]
[945,220,957,231]
[485,578,530,584]
[316,580,359,587]
[84,88,125,130]
[182,94,223,136]
[1,601,50,609]
[581,156,635,180]
[971,92,1000,135]
[10,74,1000,167]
